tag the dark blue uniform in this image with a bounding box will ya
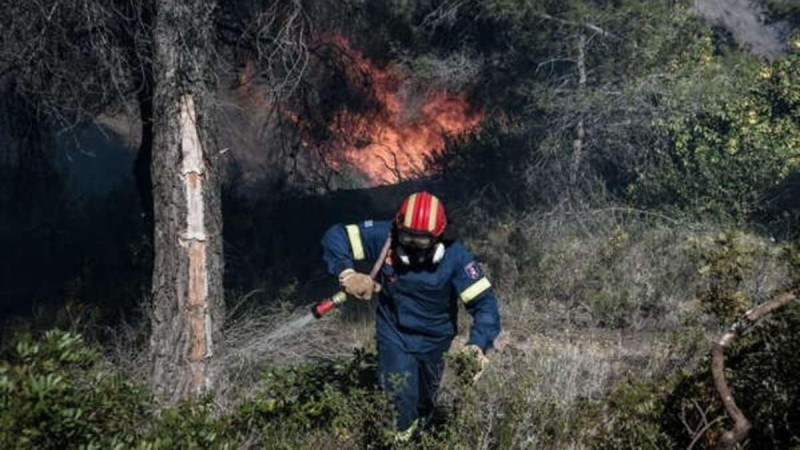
[322,220,501,431]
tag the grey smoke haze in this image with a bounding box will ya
[693,0,789,58]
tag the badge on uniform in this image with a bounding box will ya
[464,261,481,280]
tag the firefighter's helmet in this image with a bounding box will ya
[394,191,447,238]
[393,191,447,265]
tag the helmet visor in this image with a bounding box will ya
[397,230,435,249]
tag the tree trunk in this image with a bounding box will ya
[570,33,587,187]
[148,0,224,402]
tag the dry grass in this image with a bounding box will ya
[464,207,794,332]
[432,325,709,449]
[97,205,794,447]
[216,300,375,404]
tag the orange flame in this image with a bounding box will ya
[324,37,483,185]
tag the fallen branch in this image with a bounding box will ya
[711,288,798,449]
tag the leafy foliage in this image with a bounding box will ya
[595,378,679,449]
[695,231,756,322]
[762,0,800,29]
[232,348,392,447]
[0,330,150,449]
[445,348,483,388]
[0,330,394,449]
[630,53,800,220]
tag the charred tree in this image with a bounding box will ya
[148,0,225,402]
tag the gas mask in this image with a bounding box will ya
[394,229,445,266]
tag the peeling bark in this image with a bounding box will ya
[711,289,798,449]
[181,98,213,385]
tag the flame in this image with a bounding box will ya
[321,37,483,184]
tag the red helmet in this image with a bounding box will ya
[394,191,447,238]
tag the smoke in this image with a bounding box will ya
[692,0,789,58]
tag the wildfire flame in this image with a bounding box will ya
[323,37,483,185]
[236,37,484,186]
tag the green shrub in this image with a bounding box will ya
[629,54,800,221]
[0,330,151,450]
[719,302,800,447]
[595,377,679,450]
[695,231,756,322]
[8,313,795,449]
[140,402,235,450]
[232,348,393,448]
[445,350,483,388]
[0,331,395,449]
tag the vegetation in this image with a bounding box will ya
[1,0,800,448]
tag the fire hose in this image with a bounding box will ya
[311,236,392,319]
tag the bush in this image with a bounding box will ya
[0,330,393,449]
[462,208,707,331]
[629,54,800,222]
[5,299,797,449]
[693,231,794,323]
[597,302,800,449]
[695,231,758,322]
[0,330,151,449]
[595,378,680,449]
[232,348,393,448]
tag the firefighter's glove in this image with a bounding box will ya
[339,269,381,301]
[460,344,489,383]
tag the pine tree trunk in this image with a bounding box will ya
[148,0,224,402]
[570,33,587,187]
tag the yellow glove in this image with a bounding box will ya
[460,344,489,383]
[338,269,381,300]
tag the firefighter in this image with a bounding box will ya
[321,191,501,440]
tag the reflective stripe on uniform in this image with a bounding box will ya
[345,224,365,260]
[459,277,491,303]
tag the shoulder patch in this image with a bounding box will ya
[464,261,481,280]
[363,220,374,228]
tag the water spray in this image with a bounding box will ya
[258,292,348,344]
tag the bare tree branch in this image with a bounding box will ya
[711,288,799,449]
[536,13,618,40]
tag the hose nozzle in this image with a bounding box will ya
[311,291,348,319]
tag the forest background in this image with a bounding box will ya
[1,0,800,448]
